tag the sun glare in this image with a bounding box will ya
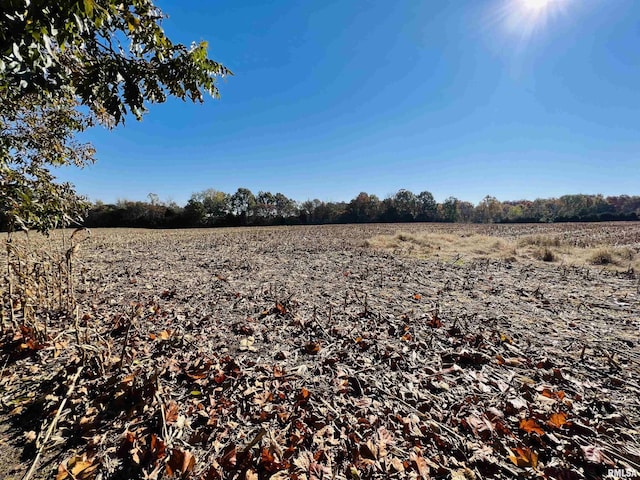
[521,0,554,12]
[487,0,571,49]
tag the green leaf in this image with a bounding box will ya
[83,0,94,17]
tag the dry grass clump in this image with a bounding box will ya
[588,248,614,265]
[533,247,556,262]
[366,231,516,262]
[518,234,563,248]
[394,232,425,245]
[585,247,637,267]
[615,247,636,262]
[368,228,640,272]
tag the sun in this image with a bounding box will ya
[486,0,571,49]
[521,0,555,12]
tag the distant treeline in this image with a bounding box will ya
[80,189,640,229]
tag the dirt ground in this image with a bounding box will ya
[1,223,639,479]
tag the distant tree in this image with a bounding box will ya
[606,195,640,219]
[441,197,459,222]
[183,198,206,226]
[416,191,437,221]
[300,199,323,224]
[588,194,612,217]
[274,193,297,218]
[346,192,381,223]
[530,198,557,223]
[557,194,586,219]
[148,193,161,206]
[192,189,229,224]
[476,195,503,223]
[230,188,256,223]
[108,200,159,227]
[505,204,524,222]
[392,189,418,221]
[366,194,382,221]
[380,197,398,222]
[310,200,345,224]
[510,200,530,222]
[255,191,277,219]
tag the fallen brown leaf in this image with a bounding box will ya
[166,448,195,477]
[508,447,538,469]
[548,412,568,429]
[303,342,321,355]
[409,451,430,479]
[519,418,544,436]
[56,455,98,480]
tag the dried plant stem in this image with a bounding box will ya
[580,343,587,362]
[22,365,84,480]
[363,292,368,317]
[0,287,5,329]
[155,390,169,441]
[242,428,266,453]
[9,288,16,330]
[119,318,134,371]
[74,306,87,364]
[66,246,75,313]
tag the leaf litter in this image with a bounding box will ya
[0,223,639,479]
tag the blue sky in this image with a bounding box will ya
[60,0,640,206]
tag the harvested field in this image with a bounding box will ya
[1,222,639,480]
